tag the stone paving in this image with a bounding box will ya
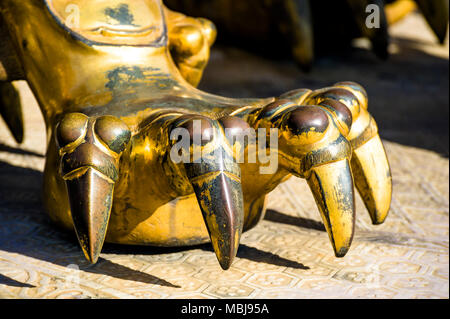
[0,12,448,299]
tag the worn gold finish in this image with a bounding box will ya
[0,0,392,270]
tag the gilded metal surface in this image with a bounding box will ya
[165,0,449,70]
[0,0,392,269]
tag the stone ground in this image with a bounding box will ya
[0,12,448,299]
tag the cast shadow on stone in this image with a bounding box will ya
[83,257,181,288]
[0,143,45,158]
[197,244,310,270]
[0,273,35,288]
[264,209,326,232]
[102,240,311,271]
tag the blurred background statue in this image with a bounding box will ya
[164,0,449,71]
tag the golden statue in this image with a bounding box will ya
[0,0,392,270]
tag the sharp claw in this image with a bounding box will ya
[188,168,243,270]
[275,106,355,256]
[57,113,130,264]
[351,134,392,225]
[304,83,392,226]
[306,159,355,257]
[181,119,244,270]
[0,82,24,144]
[64,167,115,264]
[414,0,449,44]
[328,82,392,224]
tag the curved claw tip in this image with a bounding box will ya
[218,257,233,271]
[65,167,114,265]
[189,170,243,270]
[351,134,392,225]
[307,159,356,258]
[179,118,245,270]
[84,247,100,265]
[335,246,350,258]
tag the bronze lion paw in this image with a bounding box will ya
[0,0,392,270]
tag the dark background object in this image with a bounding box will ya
[164,0,448,71]
[164,0,449,156]
[165,0,315,70]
